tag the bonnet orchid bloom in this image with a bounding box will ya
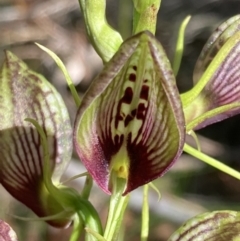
[74,14,240,195]
[0,51,102,239]
[74,31,185,195]
[183,15,240,131]
[0,51,73,228]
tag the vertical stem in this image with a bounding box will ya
[132,0,161,34]
[104,177,129,241]
[69,214,83,241]
[141,185,149,241]
[118,0,132,39]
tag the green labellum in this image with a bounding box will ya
[74,31,185,194]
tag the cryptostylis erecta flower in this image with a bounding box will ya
[183,15,240,131]
[74,31,186,195]
[0,51,103,237]
[168,210,240,241]
[0,51,74,227]
[74,15,240,195]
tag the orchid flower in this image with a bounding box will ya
[183,15,240,131]
[0,51,102,240]
[168,210,240,241]
[74,0,240,196]
[0,220,18,241]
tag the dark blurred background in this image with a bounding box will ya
[1,0,240,240]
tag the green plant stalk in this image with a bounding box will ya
[69,214,83,241]
[118,0,132,39]
[78,0,123,63]
[184,143,240,180]
[81,174,93,199]
[103,177,130,241]
[132,0,161,34]
[141,185,149,241]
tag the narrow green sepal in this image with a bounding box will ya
[173,15,191,76]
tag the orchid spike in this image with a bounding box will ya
[74,31,185,195]
[182,15,240,131]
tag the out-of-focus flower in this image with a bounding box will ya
[0,51,75,228]
[0,220,18,241]
[183,15,240,132]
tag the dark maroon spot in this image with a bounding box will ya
[122,87,133,104]
[129,73,136,82]
[114,134,124,146]
[136,103,146,119]
[118,115,124,121]
[124,114,134,127]
[140,85,149,100]
[114,87,133,128]
[131,109,137,117]
[133,66,137,71]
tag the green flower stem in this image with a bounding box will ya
[85,228,107,241]
[81,174,93,199]
[184,143,240,180]
[103,177,130,241]
[132,0,161,34]
[173,15,191,76]
[118,0,132,39]
[78,0,123,63]
[76,199,103,241]
[69,214,83,241]
[141,185,149,241]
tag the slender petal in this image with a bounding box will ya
[74,31,185,194]
[0,51,72,227]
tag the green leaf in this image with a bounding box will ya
[168,210,240,241]
[0,51,73,227]
[74,31,185,194]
